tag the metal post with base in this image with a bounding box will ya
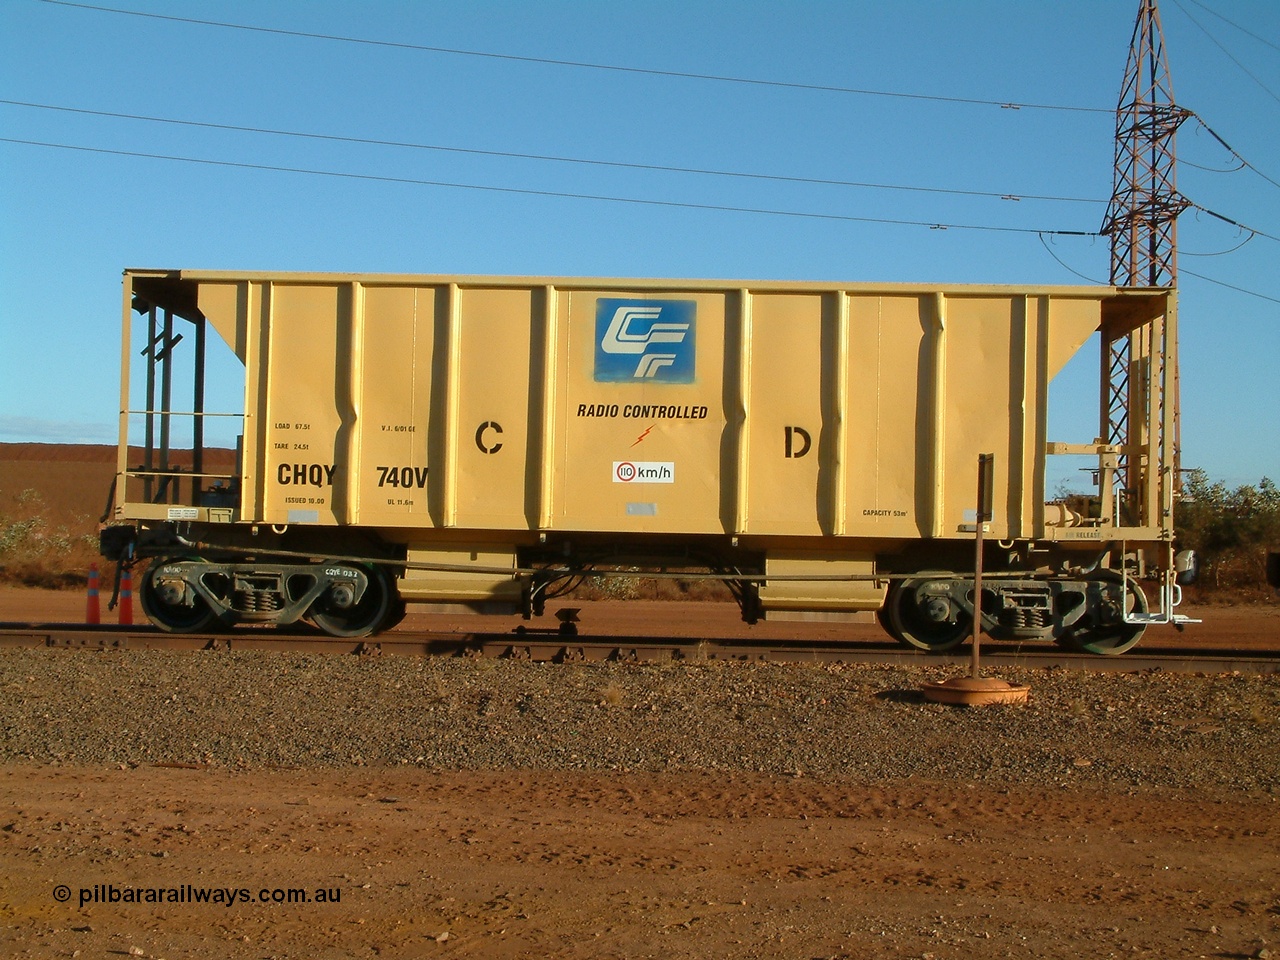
[922,454,1030,706]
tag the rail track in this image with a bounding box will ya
[1,623,1276,675]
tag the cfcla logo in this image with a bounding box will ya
[594,299,695,383]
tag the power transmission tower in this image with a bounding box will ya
[1100,0,1189,509]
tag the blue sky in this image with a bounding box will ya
[1,0,1277,491]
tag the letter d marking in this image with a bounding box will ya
[785,426,811,459]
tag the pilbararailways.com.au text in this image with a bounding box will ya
[55,883,341,908]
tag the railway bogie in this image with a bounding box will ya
[138,556,395,637]
[880,572,1149,654]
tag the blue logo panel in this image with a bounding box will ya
[594,299,696,383]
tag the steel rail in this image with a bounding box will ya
[0,625,1275,675]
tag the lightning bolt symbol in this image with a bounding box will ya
[631,424,655,447]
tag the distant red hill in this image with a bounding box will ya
[0,443,237,529]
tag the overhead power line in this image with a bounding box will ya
[0,136,1101,238]
[1168,0,1280,107]
[1183,0,1280,54]
[1180,266,1280,304]
[0,99,1105,206]
[5,132,1271,249]
[1184,200,1280,244]
[1180,233,1253,257]
[1037,233,1108,284]
[1034,232,1275,302]
[38,0,1112,115]
[1189,114,1280,190]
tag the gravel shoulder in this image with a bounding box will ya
[2,647,1279,789]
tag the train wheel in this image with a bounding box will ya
[309,564,393,638]
[875,603,896,641]
[380,596,408,632]
[140,559,217,633]
[1060,572,1147,655]
[885,576,972,652]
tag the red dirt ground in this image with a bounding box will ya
[3,764,1278,960]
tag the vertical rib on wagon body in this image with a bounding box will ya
[102,270,1185,652]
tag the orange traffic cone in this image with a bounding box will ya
[86,564,100,625]
[119,567,134,625]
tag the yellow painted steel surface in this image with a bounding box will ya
[122,270,1174,547]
